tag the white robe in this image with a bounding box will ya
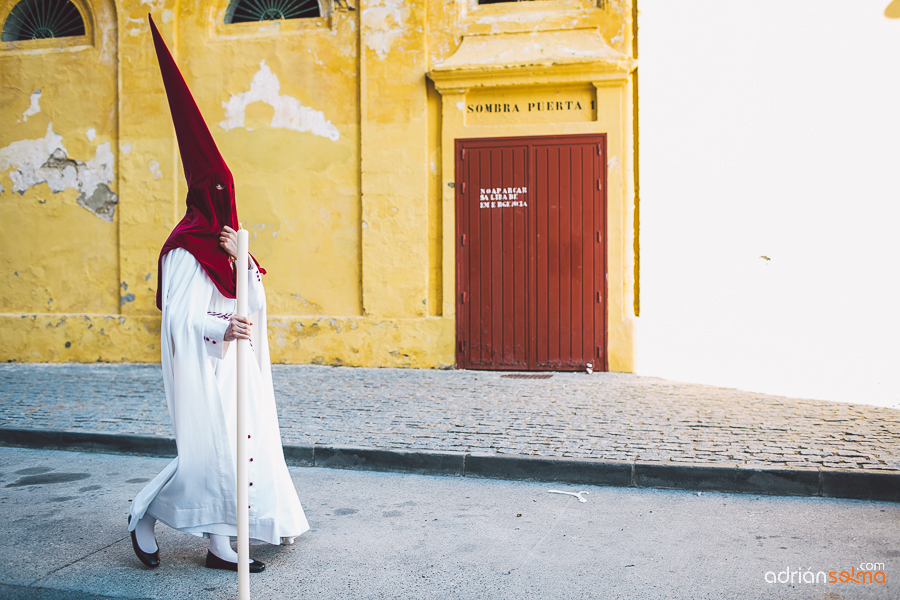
[128,248,309,545]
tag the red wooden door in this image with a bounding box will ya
[456,143,530,369]
[456,134,607,371]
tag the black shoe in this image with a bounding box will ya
[205,550,265,573]
[128,517,160,568]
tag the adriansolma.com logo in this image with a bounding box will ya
[764,563,886,584]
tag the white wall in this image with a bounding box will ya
[636,0,900,409]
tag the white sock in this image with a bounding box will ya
[134,515,158,553]
[209,533,239,562]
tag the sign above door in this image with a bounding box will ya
[465,86,596,126]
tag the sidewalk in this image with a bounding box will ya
[1,363,899,501]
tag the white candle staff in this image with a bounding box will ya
[235,226,251,599]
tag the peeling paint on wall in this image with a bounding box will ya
[78,182,118,222]
[290,294,326,315]
[94,0,118,67]
[22,90,41,121]
[126,18,144,37]
[0,123,118,222]
[610,23,626,48]
[148,159,162,180]
[362,0,410,59]
[0,124,64,191]
[220,60,340,141]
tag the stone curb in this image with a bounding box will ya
[2,427,898,503]
[0,583,141,600]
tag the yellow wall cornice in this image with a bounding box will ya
[428,28,636,91]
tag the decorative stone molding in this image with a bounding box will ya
[428,28,636,91]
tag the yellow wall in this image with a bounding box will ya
[0,0,635,370]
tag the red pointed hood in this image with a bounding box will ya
[149,14,262,310]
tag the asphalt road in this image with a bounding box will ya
[1,446,897,600]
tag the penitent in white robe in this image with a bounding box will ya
[128,248,309,545]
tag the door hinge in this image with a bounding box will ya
[461,291,467,304]
[461,182,467,195]
[596,346,601,358]
[596,231,601,243]
[461,148,467,160]
[597,143,602,155]
[596,179,602,191]
[459,340,467,353]
[460,233,466,246]
[596,291,601,303]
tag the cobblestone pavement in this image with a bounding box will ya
[1,363,898,471]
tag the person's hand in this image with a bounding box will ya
[219,226,253,268]
[219,226,238,259]
[224,315,252,341]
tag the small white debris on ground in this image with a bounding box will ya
[548,490,589,503]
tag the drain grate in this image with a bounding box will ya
[500,373,554,379]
